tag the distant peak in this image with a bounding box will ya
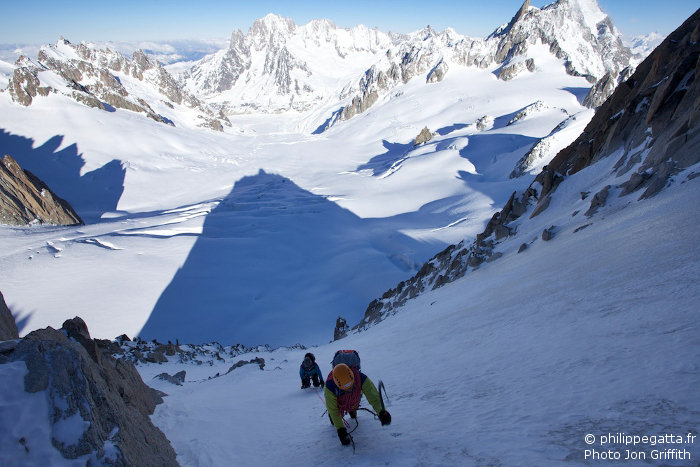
[489,0,531,38]
[422,25,437,36]
[252,13,296,31]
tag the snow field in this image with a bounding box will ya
[140,177,699,465]
[1,42,595,345]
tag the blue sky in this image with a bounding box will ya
[1,0,697,45]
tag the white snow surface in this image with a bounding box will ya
[0,46,595,346]
[126,170,700,466]
[0,6,697,465]
[4,173,696,466]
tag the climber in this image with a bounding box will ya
[324,350,391,446]
[299,352,324,389]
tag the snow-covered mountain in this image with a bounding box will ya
[352,5,699,333]
[318,0,633,129]
[172,0,633,121]
[0,3,698,466]
[177,14,396,113]
[625,31,666,57]
[6,38,230,131]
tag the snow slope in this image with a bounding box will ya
[2,149,698,466]
[4,171,692,465]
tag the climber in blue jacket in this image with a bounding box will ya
[299,352,324,389]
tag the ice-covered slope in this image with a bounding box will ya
[134,14,700,461]
[144,177,699,466]
[2,137,698,466]
[6,171,691,465]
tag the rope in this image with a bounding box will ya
[314,387,326,406]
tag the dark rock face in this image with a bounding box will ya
[1,317,177,465]
[333,316,349,341]
[156,370,187,386]
[534,8,700,207]
[227,357,266,373]
[0,290,19,341]
[0,154,84,226]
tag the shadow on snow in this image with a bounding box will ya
[139,169,442,347]
[0,129,125,223]
[354,140,415,176]
[458,133,538,180]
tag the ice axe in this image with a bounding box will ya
[378,380,389,411]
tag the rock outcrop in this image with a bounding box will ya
[6,56,52,106]
[509,112,578,178]
[0,317,177,465]
[333,316,349,341]
[0,290,19,341]
[583,65,635,109]
[0,154,83,226]
[413,126,433,146]
[426,59,449,83]
[352,7,700,332]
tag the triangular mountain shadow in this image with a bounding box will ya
[0,129,125,223]
[139,169,438,346]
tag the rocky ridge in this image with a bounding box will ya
[104,334,273,369]
[5,38,230,131]
[0,154,83,226]
[509,111,579,178]
[349,7,699,333]
[0,315,177,465]
[0,290,19,341]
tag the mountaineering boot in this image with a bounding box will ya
[337,427,352,446]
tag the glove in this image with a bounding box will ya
[337,427,352,445]
[378,410,391,426]
[320,380,325,388]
